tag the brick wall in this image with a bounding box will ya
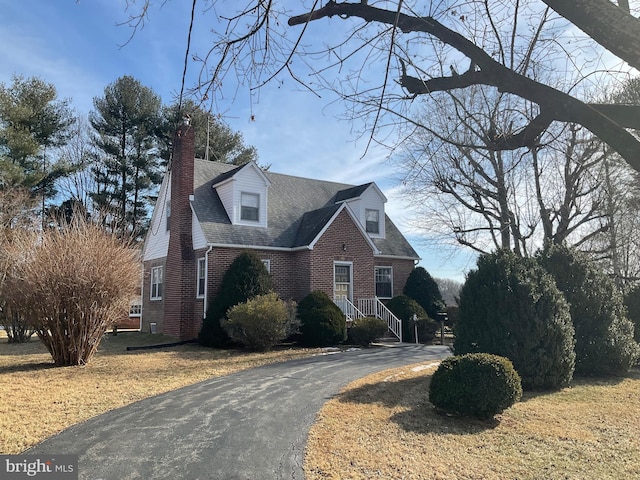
[310,208,376,300]
[374,258,416,298]
[204,208,379,305]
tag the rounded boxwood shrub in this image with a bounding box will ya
[385,294,429,343]
[454,250,575,390]
[538,244,639,377]
[297,291,347,347]
[348,316,388,346]
[223,293,297,351]
[429,353,523,419]
[199,251,273,348]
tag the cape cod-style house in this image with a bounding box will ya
[141,120,420,341]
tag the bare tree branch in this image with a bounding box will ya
[288,1,640,172]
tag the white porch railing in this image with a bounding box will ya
[334,297,402,342]
[333,297,366,323]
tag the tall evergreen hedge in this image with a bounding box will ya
[538,244,639,376]
[454,250,575,390]
[403,266,445,319]
[624,285,640,343]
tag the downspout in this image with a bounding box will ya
[139,262,144,331]
[202,245,213,319]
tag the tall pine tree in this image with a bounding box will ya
[160,100,258,165]
[89,76,163,236]
[0,75,74,198]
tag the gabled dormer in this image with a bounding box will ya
[212,161,271,228]
[335,182,387,239]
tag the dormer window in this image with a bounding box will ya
[241,192,260,222]
[365,209,380,234]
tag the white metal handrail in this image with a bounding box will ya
[356,297,402,342]
[333,297,366,323]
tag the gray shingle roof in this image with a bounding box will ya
[191,159,419,258]
[335,183,373,202]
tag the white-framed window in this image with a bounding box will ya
[365,209,380,234]
[241,192,260,221]
[375,266,393,298]
[261,259,271,274]
[129,302,142,317]
[150,266,163,300]
[197,258,206,298]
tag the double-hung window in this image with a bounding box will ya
[241,192,260,222]
[365,209,380,234]
[150,266,163,300]
[375,266,392,298]
[197,258,206,298]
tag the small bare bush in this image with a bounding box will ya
[3,219,139,365]
[0,187,38,343]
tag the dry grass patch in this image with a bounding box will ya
[305,362,640,480]
[0,332,316,454]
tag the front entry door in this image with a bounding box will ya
[334,263,352,303]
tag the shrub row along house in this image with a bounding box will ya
[141,120,420,341]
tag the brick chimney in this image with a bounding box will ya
[163,117,197,340]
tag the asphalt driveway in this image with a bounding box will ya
[28,344,450,480]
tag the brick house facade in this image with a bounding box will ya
[141,121,420,340]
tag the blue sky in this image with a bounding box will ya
[1,0,475,281]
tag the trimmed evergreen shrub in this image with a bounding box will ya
[624,285,640,343]
[223,293,297,351]
[403,267,446,319]
[416,319,440,343]
[199,251,273,348]
[348,316,388,346]
[454,250,575,390]
[386,294,430,343]
[297,291,347,347]
[538,244,639,376]
[429,353,523,419]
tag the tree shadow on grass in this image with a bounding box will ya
[0,362,55,374]
[336,373,500,435]
[517,369,637,404]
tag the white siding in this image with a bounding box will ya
[360,186,386,238]
[212,163,270,227]
[192,206,207,249]
[142,173,171,261]
[216,180,235,221]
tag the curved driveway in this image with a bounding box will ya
[29,344,450,480]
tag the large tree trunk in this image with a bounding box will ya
[541,0,640,70]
